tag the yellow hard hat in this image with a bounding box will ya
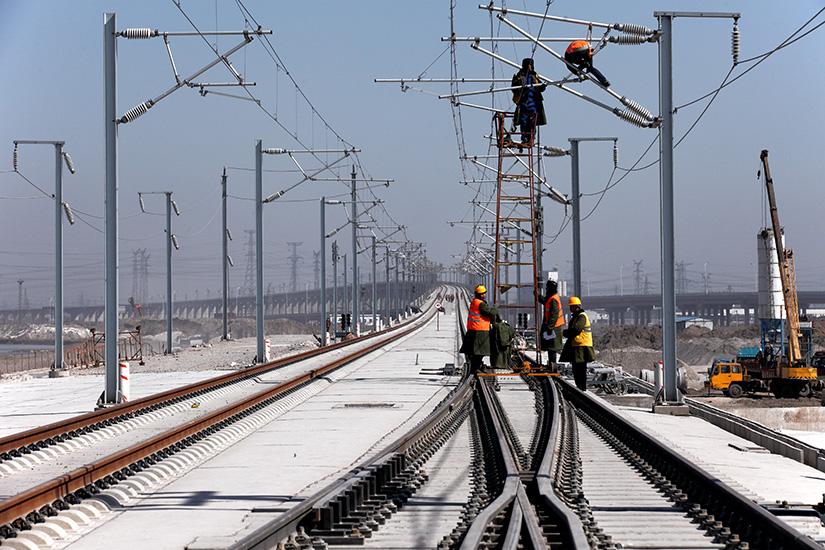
[568,296,582,306]
[475,284,487,294]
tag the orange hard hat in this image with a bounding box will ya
[565,40,592,56]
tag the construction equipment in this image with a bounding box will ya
[708,150,819,398]
[558,361,627,394]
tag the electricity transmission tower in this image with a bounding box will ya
[676,261,690,294]
[242,230,256,297]
[287,242,303,294]
[131,248,150,303]
[16,279,24,324]
[633,260,644,295]
[131,250,141,301]
[313,250,320,289]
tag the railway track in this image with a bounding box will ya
[0,288,450,544]
[2,288,821,549]
[555,378,822,550]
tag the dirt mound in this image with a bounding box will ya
[0,324,91,344]
[596,324,758,388]
[681,325,711,338]
[813,318,825,347]
[596,326,661,350]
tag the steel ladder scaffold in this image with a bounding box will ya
[491,111,542,365]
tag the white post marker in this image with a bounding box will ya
[119,362,130,403]
[265,338,271,362]
[654,360,663,396]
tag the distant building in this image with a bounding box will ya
[676,316,713,331]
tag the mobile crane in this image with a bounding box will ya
[707,150,819,398]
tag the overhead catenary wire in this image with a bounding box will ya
[573,12,815,229]
[450,2,825,250]
[170,1,416,257]
[12,171,53,199]
[674,6,825,111]
[531,0,555,57]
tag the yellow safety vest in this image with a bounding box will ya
[572,312,593,347]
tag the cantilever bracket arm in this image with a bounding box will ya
[480,3,656,36]
[264,153,353,203]
[118,36,255,124]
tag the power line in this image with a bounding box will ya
[675,6,825,111]
[172,1,414,251]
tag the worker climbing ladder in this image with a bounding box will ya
[491,111,542,366]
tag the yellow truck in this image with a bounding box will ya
[707,358,819,398]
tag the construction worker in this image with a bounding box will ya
[460,284,496,375]
[539,279,564,366]
[564,40,610,87]
[560,296,596,391]
[491,313,515,369]
[511,58,547,147]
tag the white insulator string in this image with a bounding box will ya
[732,21,741,64]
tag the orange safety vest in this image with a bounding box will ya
[543,294,566,328]
[467,298,491,331]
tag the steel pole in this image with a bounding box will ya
[255,140,265,363]
[394,254,400,317]
[165,192,173,354]
[53,143,64,370]
[535,127,544,281]
[371,236,377,331]
[221,167,229,340]
[516,243,522,321]
[385,248,391,324]
[570,139,582,298]
[401,257,407,313]
[332,241,338,335]
[320,198,327,345]
[103,13,119,403]
[343,254,348,328]
[658,14,679,404]
[350,165,358,334]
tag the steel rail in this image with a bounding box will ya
[460,378,556,549]
[0,290,446,531]
[557,377,822,550]
[534,378,590,548]
[0,292,440,460]
[459,379,524,549]
[227,289,471,550]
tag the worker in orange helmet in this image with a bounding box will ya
[460,284,496,375]
[564,40,610,87]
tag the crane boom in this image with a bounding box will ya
[759,149,802,363]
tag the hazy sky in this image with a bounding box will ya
[1,1,823,308]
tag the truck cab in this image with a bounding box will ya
[707,360,747,397]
